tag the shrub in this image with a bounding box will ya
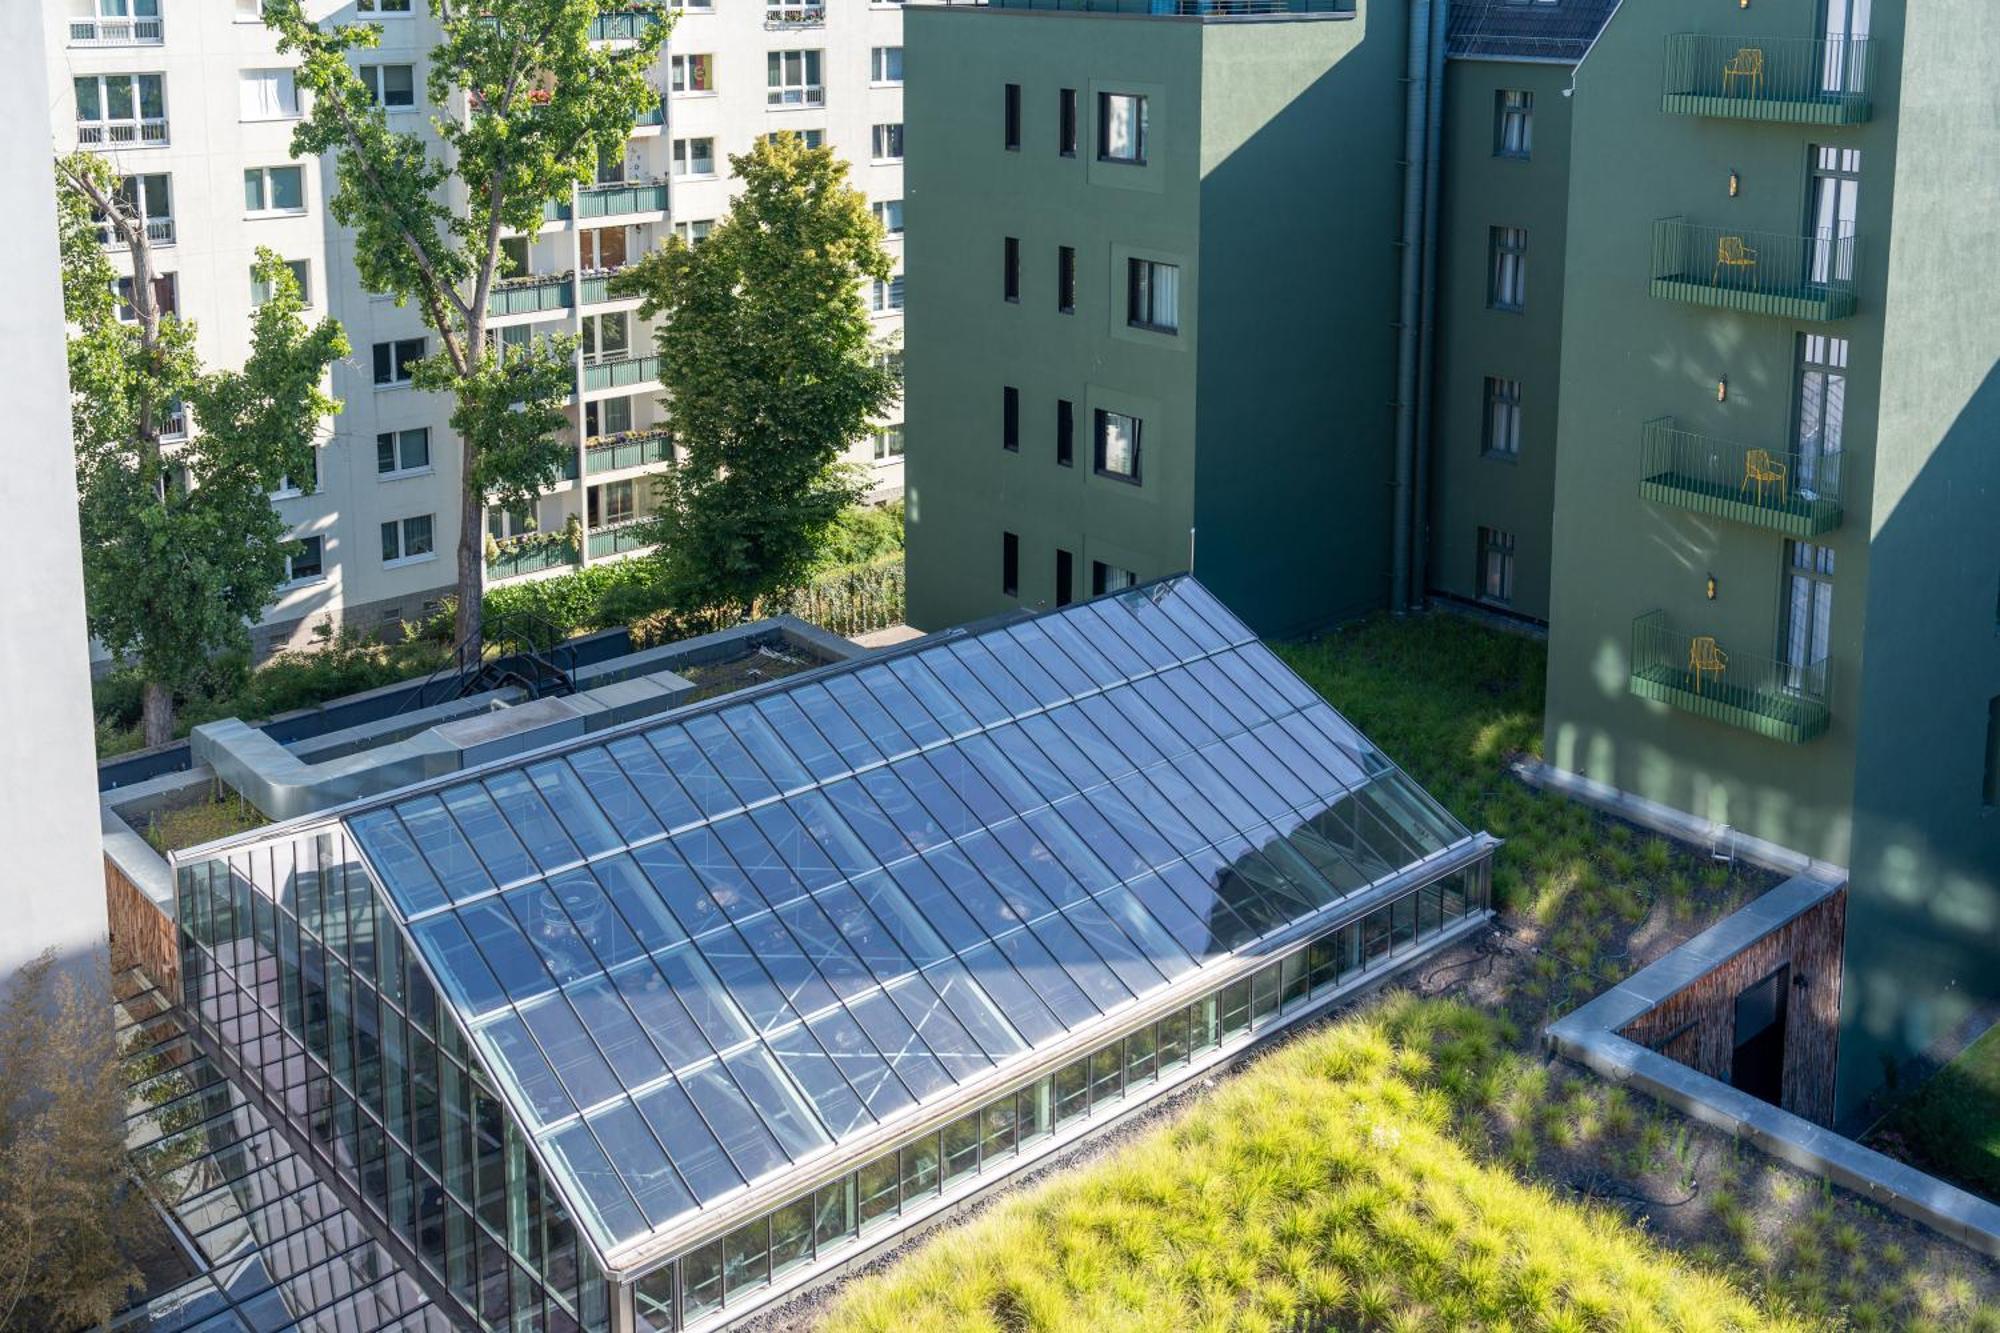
[814,500,905,571]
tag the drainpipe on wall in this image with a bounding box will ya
[1409,0,1447,612]
[1389,0,1434,613]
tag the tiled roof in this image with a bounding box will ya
[1447,0,1619,62]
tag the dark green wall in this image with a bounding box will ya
[1426,58,1575,623]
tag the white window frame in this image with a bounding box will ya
[670,53,715,95]
[77,72,169,145]
[237,69,298,123]
[870,46,904,86]
[376,426,433,478]
[244,165,307,217]
[373,337,426,388]
[250,258,312,308]
[283,534,326,586]
[766,49,824,107]
[672,136,717,178]
[674,219,714,247]
[871,122,904,163]
[360,63,417,109]
[870,274,906,315]
[871,424,905,462]
[872,199,904,236]
[381,514,436,567]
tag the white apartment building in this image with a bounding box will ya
[49,0,907,657]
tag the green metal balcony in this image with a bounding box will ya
[579,271,634,305]
[486,539,580,581]
[634,97,664,129]
[588,519,653,560]
[1662,34,1874,125]
[487,273,574,316]
[544,197,573,224]
[591,9,664,41]
[585,430,672,475]
[1639,417,1843,537]
[581,353,659,392]
[1650,218,1857,322]
[1629,611,1831,744]
[577,180,668,219]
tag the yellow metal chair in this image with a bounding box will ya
[1742,448,1788,505]
[1721,46,1765,97]
[1714,235,1758,284]
[1688,636,1728,694]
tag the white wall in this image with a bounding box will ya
[3,1,111,980]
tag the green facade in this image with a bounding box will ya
[903,4,1408,638]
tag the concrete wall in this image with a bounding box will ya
[3,0,111,980]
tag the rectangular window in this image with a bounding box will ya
[765,1,825,22]
[871,199,904,236]
[670,53,714,94]
[1094,409,1140,482]
[1003,83,1021,151]
[376,427,431,475]
[1483,377,1522,459]
[766,49,823,107]
[360,63,416,108]
[381,514,435,564]
[238,69,299,122]
[357,0,413,10]
[1495,89,1533,158]
[581,311,632,362]
[593,479,637,526]
[1056,549,1073,607]
[77,73,168,144]
[1986,697,2000,808]
[870,274,906,313]
[1098,92,1147,164]
[1058,246,1076,314]
[580,225,629,271]
[674,219,713,246]
[1489,226,1527,311]
[1779,540,1836,688]
[249,258,311,307]
[872,123,904,162]
[1477,526,1515,604]
[871,46,903,85]
[872,424,905,461]
[1003,236,1020,302]
[243,165,305,214]
[285,535,324,584]
[95,173,173,245]
[372,337,425,386]
[1794,333,1849,493]
[1002,386,1020,452]
[1058,88,1078,156]
[1002,532,1019,598]
[1092,561,1136,597]
[1056,399,1074,467]
[1127,258,1179,333]
[584,396,634,438]
[766,128,823,150]
[115,273,176,322]
[672,137,716,176]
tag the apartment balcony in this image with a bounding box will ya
[585,429,672,476]
[486,538,581,582]
[1629,611,1831,744]
[98,217,175,247]
[1662,34,1874,125]
[77,118,169,148]
[1639,417,1843,537]
[579,270,636,305]
[591,9,664,41]
[1650,218,1857,322]
[764,3,827,29]
[487,272,575,317]
[69,15,164,45]
[633,98,665,129]
[581,352,659,393]
[577,179,668,220]
[588,519,653,560]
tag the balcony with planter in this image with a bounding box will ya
[577,178,669,220]
[585,429,672,476]
[581,352,659,392]
[1638,417,1843,537]
[587,518,653,560]
[579,269,638,305]
[1628,611,1831,745]
[487,271,575,317]
[1661,33,1874,125]
[1650,218,1857,322]
[485,534,582,582]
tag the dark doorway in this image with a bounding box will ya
[1731,964,1791,1105]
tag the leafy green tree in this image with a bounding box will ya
[262,0,671,659]
[57,153,348,746]
[613,135,900,621]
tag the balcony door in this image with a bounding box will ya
[1793,334,1847,494]
[1807,146,1860,286]
[1821,0,1871,95]
[1779,541,1835,693]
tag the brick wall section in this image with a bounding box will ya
[107,855,179,1000]
[1620,888,1846,1126]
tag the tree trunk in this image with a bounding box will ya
[455,465,485,664]
[141,679,175,749]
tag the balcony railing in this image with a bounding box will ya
[585,430,672,475]
[1639,417,1843,537]
[634,98,665,129]
[588,519,653,560]
[1662,33,1874,125]
[98,217,176,247]
[579,270,636,305]
[980,0,1356,13]
[69,16,164,45]
[486,539,581,581]
[764,4,827,28]
[77,118,169,148]
[591,9,665,40]
[577,179,669,219]
[488,272,575,316]
[1629,611,1831,744]
[1650,218,1857,322]
[581,353,660,392]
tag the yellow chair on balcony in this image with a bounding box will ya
[1688,636,1728,694]
[1721,46,1765,98]
[1742,448,1788,505]
[1714,235,1758,284]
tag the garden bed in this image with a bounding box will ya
[1872,1021,2000,1206]
[139,788,269,856]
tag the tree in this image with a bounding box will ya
[612,135,900,621]
[57,153,348,746]
[0,953,153,1331]
[263,0,671,660]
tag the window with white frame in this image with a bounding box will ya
[585,396,634,437]
[871,47,904,85]
[871,123,904,162]
[1098,92,1147,164]
[357,0,413,12]
[234,0,264,19]
[872,425,905,462]
[249,259,311,307]
[237,69,297,122]
[372,337,425,386]
[872,199,904,236]
[115,273,177,322]
[1489,226,1527,311]
[1094,410,1141,483]
[381,514,435,565]
[870,274,906,314]
[670,53,715,94]
[360,63,416,108]
[77,73,167,144]
[274,447,316,496]
[96,174,174,245]
[284,535,324,584]
[674,219,714,246]
[243,165,305,215]
[668,0,712,9]
[1126,258,1178,333]
[1495,90,1532,158]
[1483,377,1521,458]
[1477,527,1516,604]
[767,50,823,106]
[376,427,431,476]
[765,128,824,150]
[592,479,637,526]
[672,137,716,176]
[582,311,632,362]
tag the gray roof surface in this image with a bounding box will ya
[1448,0,1619,62]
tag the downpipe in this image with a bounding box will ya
[1410,0,1446,612]
[1389,0,1433,613]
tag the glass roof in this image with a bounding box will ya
[344,577,1474,1259]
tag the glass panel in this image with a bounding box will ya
[942,1112,981,1185]
[770,1197,814,1277]
[587,1101,690,1227]
[722,1219,769,1301]
[634,1079,742,1203]
[857,1152,899,1231]
[680,1063,789,1182]
[899,1133,941,1204]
